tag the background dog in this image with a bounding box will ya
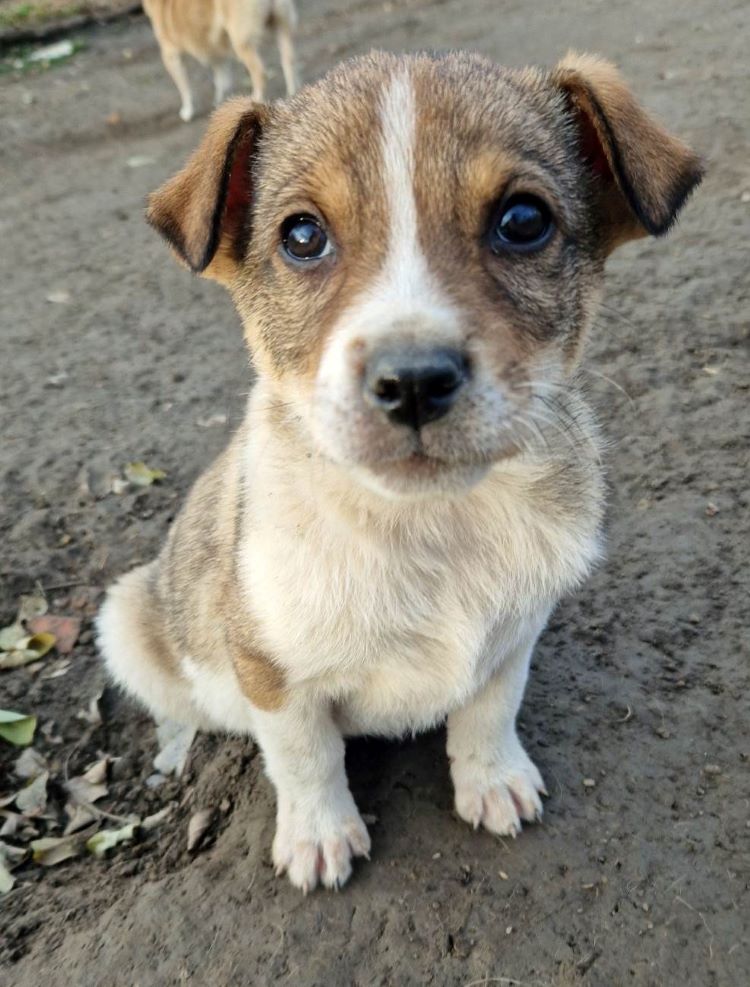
[143,0,298,121]
[98,51,701,892]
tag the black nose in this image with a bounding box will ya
[365,347,469,429]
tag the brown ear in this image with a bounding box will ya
[147,97,268,281]
[551,53,704,248]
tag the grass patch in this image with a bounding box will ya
[0,1,100,30]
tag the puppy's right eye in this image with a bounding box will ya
[280,215,332,261]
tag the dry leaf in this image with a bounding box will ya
[83,758,110,785]
[64,804,99,835]
[0,859,12,893]
[86,823,138,858]
[31,834,81,867]
[14,747,47,780]
[124,461,167,487]
[187,809,214,852]
[0,623,25,651]
[0,632,56,670]
[28,615,80,654]
[142,805,174,831]
[0,711,37,747]
[17,592,48,623]
[65,760,111,806]
[0,812,24,837]
[0,841,27,893]
[45,659,72,680]
[65,777,108,806]
[15,772,49,816]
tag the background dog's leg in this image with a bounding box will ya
[447,617,550,838]
[275,22,298,95]
[212,60,234,107]
[229,39,266,101]
[251,698,370,892]
[160,46,194,122]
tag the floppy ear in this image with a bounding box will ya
[147,97,269,282]
[551,52,704,250]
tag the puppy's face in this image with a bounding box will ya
[149,52,702,499]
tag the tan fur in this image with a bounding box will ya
[100,51,702,891]
[144,0,297,121]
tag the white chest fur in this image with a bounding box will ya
[238,413,602,737]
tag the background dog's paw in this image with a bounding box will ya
[451,742,546,838]
[272,797,371,893]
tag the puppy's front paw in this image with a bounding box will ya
[451,737,547,838]
[272,791,371,893]
[179,105,194,123]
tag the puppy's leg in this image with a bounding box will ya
[252,698,370,892]
[229,38,265,101]
[160,45,195,122]
[447,619,549,837]
[212,60,233,106]
[275,21,298,96]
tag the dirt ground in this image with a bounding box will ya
[1,0,748,984]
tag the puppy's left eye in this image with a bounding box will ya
[489,194,554,253]
[280,215,332,261]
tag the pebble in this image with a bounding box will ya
[582,778,596,788]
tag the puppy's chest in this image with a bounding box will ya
[239,481,587,726]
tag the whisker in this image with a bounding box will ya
[576,366,635,406]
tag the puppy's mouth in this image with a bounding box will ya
[359,443,505,498]
[371,449,447,479]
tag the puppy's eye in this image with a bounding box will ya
[489,194,554,253]
[280,215,331,261]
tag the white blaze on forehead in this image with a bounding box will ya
[326,69,459,340]
[378,69,431,300]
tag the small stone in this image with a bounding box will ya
[505,926,513,935]
[432,851,441,860]
[582,778,596,788]
[705,502,719,517]
[498,870,509,880]
[703,764,722,776]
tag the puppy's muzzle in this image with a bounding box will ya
[364,346,469,430]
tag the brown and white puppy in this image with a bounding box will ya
[98,51,702,892]
[143,0,297,122]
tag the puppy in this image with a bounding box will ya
[143,0,298,121]
[98,51,702,892]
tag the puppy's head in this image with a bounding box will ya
[148,52,702,499]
